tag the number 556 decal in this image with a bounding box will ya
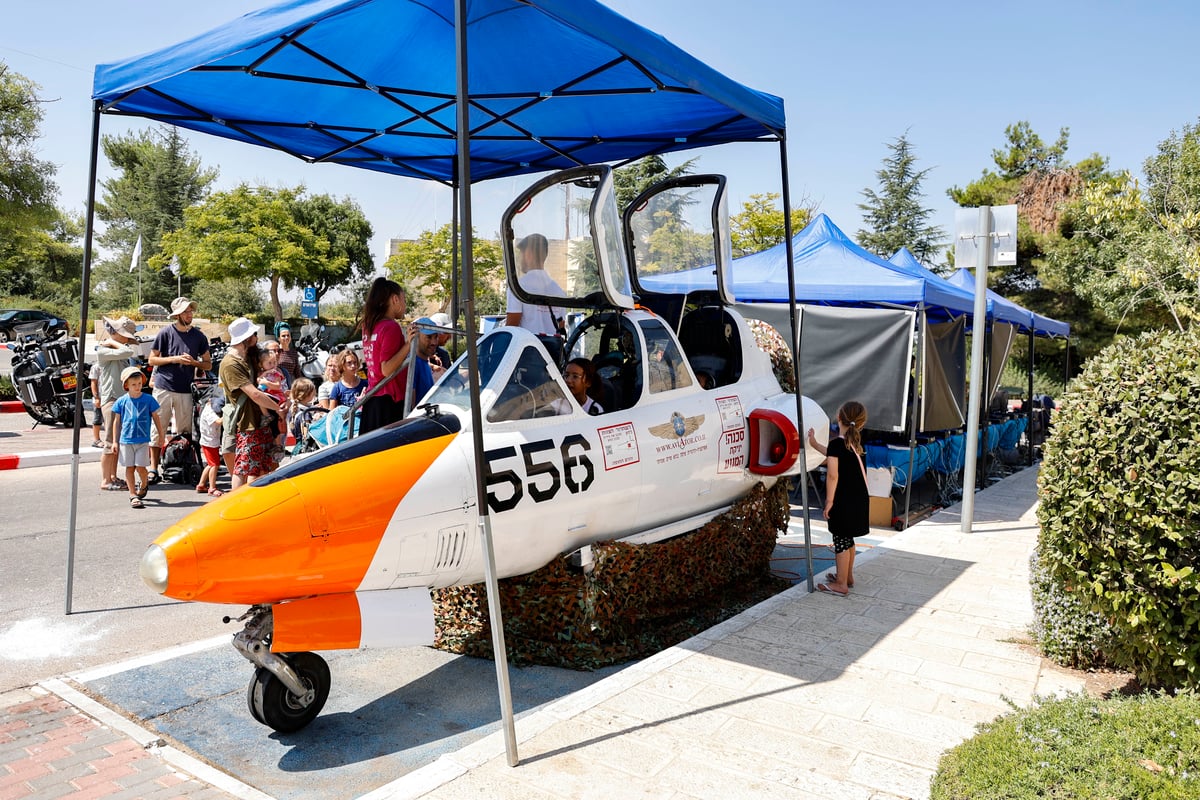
[483,434,595,512]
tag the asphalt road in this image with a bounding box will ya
[0,416,628,796]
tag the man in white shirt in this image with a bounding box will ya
[505,233,566,337]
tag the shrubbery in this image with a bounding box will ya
[1028,549,1114,670]
[1037,327,1200,689]
[931,692,1200,799]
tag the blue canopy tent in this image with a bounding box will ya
[91,0,785,183]
[69,0,825,745]
[888,248,1031,329]
[944,268,1069,338]
[644,214,977,317]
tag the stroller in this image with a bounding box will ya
[291,403,358,455]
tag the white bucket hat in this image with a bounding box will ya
[167,296,198,318]
[227,317,258,346]
[429,312,452,329]
[102,315,140,338]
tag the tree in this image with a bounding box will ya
[158,185,330,322]
[857,133,945,265]
[611,155,696,210]
[0,62,59,285]
[289,192,374,301]
[1049,120,1200,330]
[730,192,812,257]
[92,126,217,310]
[384,223,502,314]
[947,122,1116,379]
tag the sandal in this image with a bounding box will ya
[147,469,161,485]
[129,496,144,509]
[825,572,854,589]
[207,488,225,498]
[196,484,209,493]
[137,483,148,499]
[101,481,124,491]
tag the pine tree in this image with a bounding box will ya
[857,133,945,265]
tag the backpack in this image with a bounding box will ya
[161,432,202,484]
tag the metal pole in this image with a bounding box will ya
[979,325,992,489]
[1026,329,1034,467]
[455,0,518,767]
[960,206,991,532]
[903,307,923,528]
[66,103,103,615]
[451,188,460,346]
[777,140,815,592]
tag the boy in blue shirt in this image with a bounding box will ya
[111,366,165,509]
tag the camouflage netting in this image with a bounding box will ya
[432,480,791,670]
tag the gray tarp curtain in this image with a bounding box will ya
[921,317,967,432]
[987,322,1018,405]
[741,303,916,433]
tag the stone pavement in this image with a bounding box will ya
[1,464,1076,799]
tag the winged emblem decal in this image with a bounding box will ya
[649,412,705,439]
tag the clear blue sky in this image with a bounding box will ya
[4,0,1199,271]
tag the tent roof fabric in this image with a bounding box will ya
[944,268,1070,338]
[93,0,785,184]
[642,214,976,317]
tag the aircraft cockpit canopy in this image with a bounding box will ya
[501,165,633,312]
[623,174,734,325]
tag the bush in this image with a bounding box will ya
[930,692,1200,799]
[0,375,14,401]
[1029,549,1114,670]
[1037,328,1200,689]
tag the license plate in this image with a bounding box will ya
[61,374,76,390]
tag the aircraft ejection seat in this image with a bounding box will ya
[678,306,742,388]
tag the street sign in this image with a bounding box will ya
[301,300,319,319]
[303,286,317,302]
[954,204,1018,267]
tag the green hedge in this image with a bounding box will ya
[931,692,1200,799]
[1037,328,1200,689]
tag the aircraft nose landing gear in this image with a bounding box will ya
[231,606,331,732]
[247,652,330,733]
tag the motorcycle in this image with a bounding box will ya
[6,329,89,427]
[294,324,362,386]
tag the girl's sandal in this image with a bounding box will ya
[207,488,225,498]
[129,496,144,509]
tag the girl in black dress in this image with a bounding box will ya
[808,400,869,596]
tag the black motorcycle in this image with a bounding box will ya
[6,329,89,427]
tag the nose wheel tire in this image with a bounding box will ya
[247,652,330,733]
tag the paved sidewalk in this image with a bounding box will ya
[372,465,1080,800]
[2,465,1072,799]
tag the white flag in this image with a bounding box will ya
[128,235,143,273]
[168,255,181,276]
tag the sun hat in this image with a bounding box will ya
[102,315,140,338]
[227,316,258,346]
[120,365,145,388]
[429,312,452,330]
[167,297,198,318]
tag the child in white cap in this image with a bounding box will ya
[111,366,165,509]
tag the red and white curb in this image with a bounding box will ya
[0,449,103,471]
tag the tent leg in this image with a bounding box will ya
[65,102,103,616]
[777,139,815,592]
[903,306,924,529]
[455,0,517,768]
[1026,329,1034,467]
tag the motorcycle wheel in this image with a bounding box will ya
[25,402,63,427]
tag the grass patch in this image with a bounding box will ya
[931,692,1200,799]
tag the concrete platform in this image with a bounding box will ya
[3,464,1077,799]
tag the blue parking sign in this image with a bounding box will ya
[301,300,319,319]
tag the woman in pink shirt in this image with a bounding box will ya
[359,277,415,434]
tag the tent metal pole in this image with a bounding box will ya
[1026,329,1034,467]
[65,102,103,615]
[903,307,923,530]
[777,139,815,593]
[979,324,992,490]
[451,187,460,339]
[455,0,518,767]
